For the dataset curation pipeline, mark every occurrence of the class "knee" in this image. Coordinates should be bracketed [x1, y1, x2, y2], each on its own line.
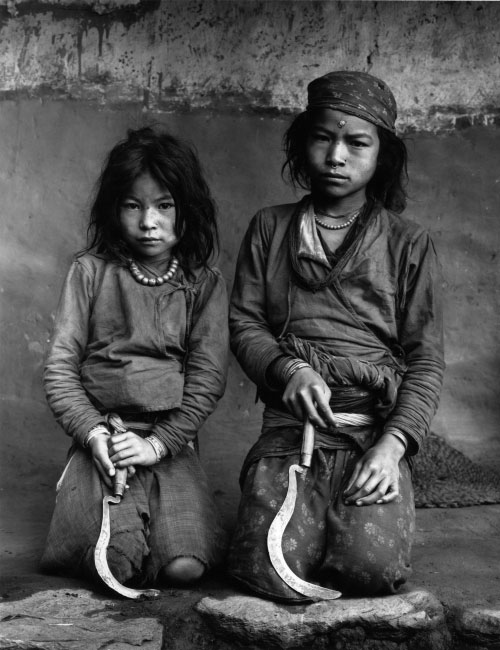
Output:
[104, 548, 141, 586]
[160, 557, 205, 586]
[332, 558, 410, 596]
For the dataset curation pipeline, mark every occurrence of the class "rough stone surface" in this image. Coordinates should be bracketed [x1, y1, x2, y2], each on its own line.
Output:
[2, 573, 500, 650]
[451, 606, 500, 648]
[196, 588, 450, 649]
[0, 586, 163, 649]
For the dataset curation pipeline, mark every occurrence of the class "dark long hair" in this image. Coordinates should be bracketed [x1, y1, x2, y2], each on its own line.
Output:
[87, 126, 218, 268]
[282, 110, 408, 213]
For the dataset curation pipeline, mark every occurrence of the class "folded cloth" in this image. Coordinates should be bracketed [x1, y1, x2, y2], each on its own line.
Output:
[279, 333, 402, 418]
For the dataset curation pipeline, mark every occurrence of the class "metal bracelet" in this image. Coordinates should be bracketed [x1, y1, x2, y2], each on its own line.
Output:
[283, 359, 312, 383]
[84, 425, 110, 447]
[385, 428, 408, 451]
[145, 435, 168, 462]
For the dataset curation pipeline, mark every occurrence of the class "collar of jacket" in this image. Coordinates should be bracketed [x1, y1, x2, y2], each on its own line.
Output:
[297, 198, 331, 267]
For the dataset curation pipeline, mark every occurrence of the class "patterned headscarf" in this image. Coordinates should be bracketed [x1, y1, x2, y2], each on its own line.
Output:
[306, 71, 397, 133]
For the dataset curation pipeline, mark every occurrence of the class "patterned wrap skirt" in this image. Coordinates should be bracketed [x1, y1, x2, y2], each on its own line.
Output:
[40, 421, 226, 586]
[227, 423, 415, 602]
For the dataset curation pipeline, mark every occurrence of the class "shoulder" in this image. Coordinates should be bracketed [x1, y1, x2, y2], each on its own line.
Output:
[65, 253, 122, 298]
[376, 206, 432, 245]
[183, 264, 227, 292]
[183, 265, 228, 312]
[374, 208, 439, 269]
[73, 251, 116, 275]
[247, 199, 305, 242]
[253, 200, 304, 226]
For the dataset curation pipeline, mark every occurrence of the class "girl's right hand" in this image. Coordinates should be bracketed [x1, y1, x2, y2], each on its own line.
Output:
[282, 367, 337, 429]
[107, 430, 158, 468]
[89, 432, 118, 489]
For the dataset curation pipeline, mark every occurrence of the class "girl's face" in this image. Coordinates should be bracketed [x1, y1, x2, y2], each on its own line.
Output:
[119, 172, 178, 263]
[305, 108, 380, 209]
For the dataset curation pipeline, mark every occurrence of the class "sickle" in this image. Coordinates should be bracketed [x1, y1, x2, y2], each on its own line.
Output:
[93, 414, 160, 600]
[266, 419, 342, 601]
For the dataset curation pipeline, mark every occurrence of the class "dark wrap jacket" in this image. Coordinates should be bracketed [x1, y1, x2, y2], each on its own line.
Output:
[44, 253, 229, 457]
[229, 197, 444, 458]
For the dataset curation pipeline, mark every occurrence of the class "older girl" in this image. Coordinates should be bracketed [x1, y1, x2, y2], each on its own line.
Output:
[228, 71, 444, 601]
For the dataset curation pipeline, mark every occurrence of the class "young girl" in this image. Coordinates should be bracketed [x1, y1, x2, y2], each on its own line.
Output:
[41, 127, 228, 590]
[228, 71, 444, 601]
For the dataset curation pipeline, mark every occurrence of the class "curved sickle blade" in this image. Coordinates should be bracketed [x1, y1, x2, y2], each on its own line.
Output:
[267, 464, 342, 601]
[94, 495, 160, 600]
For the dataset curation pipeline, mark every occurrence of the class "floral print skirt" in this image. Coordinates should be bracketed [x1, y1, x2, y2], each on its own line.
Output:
[227, 447, 414, 602]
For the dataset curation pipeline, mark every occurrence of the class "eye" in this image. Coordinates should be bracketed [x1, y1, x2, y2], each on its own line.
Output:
[158, 201, 175, 211]
[121, 200, 140, 210]
[311, 132, 330, 143]
[350, 138, 370, 148]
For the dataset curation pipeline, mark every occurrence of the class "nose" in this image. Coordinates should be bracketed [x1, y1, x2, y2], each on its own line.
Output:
[326, 141, 347, 167]
[139, 206, 158, 230]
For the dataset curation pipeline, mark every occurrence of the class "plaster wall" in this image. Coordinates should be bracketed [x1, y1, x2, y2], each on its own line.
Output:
[1, 0, 500, 129]
[0, 1, 499, 530]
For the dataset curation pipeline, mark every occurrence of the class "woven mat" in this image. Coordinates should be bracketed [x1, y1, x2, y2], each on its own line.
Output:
[413, 433, 500, 508]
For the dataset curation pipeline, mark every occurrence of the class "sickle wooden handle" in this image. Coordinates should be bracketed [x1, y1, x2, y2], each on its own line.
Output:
[107, 414, 128, 499]
[300, 418, 315, 468]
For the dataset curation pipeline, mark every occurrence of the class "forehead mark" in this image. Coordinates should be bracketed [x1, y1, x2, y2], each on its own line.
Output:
[337, 120, 347, 128]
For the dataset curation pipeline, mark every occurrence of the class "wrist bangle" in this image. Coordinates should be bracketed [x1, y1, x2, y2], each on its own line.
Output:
[283, 359, 312, 383]
[385, 429, 408, 451]
[145, 435, 168, 462]
[84, 424, 109, 448]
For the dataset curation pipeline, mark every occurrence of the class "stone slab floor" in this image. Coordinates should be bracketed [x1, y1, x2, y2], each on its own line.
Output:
[1, 483, 500, 649]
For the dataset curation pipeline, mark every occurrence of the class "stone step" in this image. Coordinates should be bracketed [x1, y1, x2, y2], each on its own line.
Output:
[197, 588, 451, 649]
[1, 576, 500, 650]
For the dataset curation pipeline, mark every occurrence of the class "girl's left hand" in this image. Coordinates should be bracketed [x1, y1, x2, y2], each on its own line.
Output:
[343, 433, 406, 506]
[108, 431, 157, 469]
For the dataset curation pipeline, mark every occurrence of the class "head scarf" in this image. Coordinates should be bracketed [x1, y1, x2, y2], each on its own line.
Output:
[306, 71, 397, 132]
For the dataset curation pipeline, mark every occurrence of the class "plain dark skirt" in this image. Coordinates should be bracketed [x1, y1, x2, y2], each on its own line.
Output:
[41, 444, 226, 586]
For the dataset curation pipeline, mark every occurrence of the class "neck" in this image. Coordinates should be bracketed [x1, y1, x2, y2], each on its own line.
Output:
[312, 191, 366, 217]
[135, 255, 172, 272]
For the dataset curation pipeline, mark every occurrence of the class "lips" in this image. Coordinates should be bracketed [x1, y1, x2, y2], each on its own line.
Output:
[321, 173, 348, 180]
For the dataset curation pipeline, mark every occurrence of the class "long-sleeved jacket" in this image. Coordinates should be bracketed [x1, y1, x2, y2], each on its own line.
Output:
[229, 198, 444, 453]
[44, 253, 228, 456]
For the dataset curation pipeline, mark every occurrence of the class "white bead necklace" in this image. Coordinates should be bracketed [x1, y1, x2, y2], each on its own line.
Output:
[314, 208, 361, 231]
[129, 257, 179, 286]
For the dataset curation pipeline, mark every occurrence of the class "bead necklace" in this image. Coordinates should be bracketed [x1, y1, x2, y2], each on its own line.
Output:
[129, 257, 179, 286]
[314, 207, 361, 231]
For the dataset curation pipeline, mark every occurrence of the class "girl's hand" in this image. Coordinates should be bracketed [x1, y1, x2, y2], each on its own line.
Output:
[108, 431, 157, 468]
[343, 433, 406, 506]
[89, 432, 116, 489]
[282, 367, 338, 429]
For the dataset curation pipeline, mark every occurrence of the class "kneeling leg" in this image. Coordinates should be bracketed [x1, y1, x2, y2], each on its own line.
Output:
[321, 459, 415, 596]
[160, 557, 205, 585]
